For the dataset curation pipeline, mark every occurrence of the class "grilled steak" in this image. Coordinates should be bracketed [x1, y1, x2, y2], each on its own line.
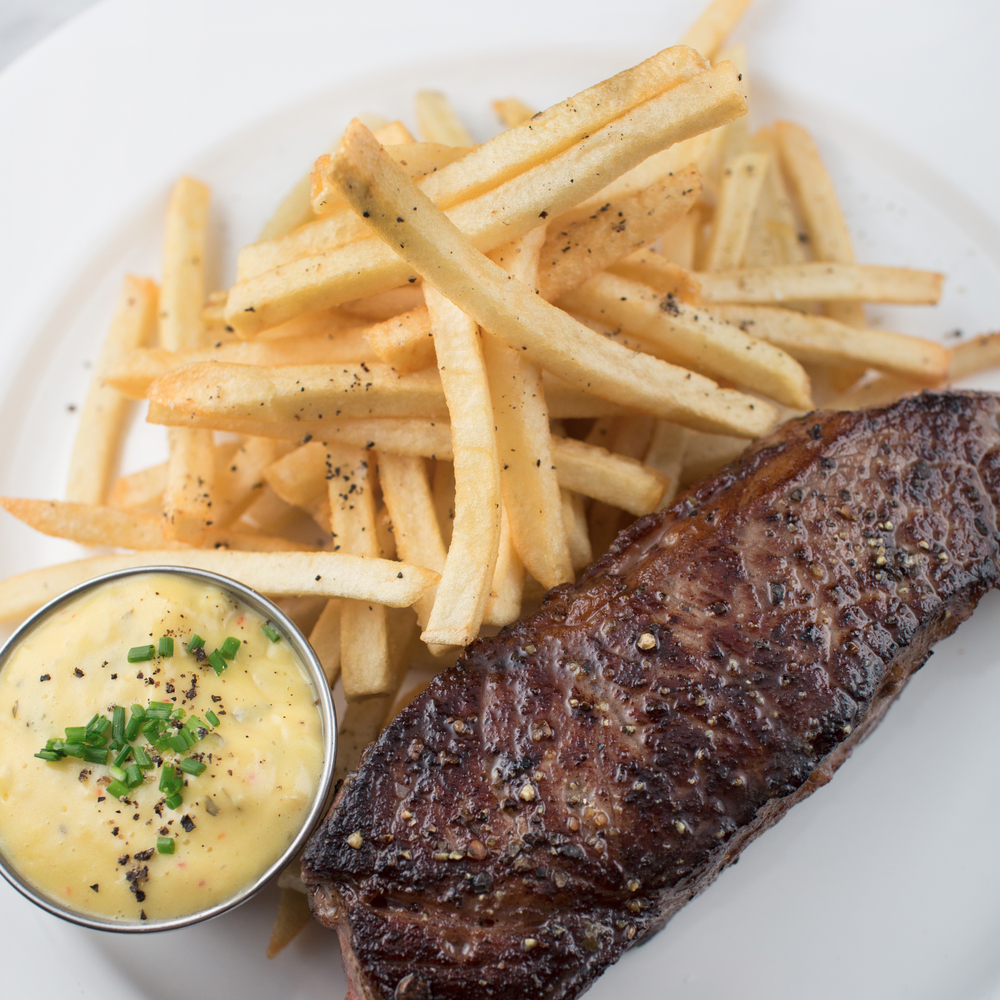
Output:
[302, 391, 1000, 1000]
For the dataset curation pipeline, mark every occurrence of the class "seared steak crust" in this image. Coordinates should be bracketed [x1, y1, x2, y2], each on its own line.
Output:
[302, 392, 1000, 1000]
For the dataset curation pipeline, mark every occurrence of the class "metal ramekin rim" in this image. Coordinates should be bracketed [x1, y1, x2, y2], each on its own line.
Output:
[0, 564, 337, 933]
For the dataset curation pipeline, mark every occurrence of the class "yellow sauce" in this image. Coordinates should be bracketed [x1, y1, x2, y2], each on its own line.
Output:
[0, 573, 325, 923]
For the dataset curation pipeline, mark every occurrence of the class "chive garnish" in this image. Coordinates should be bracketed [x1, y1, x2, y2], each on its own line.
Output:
[167, 733, 191, 754]
[109, 764, 127, 782]
[261, 623, 281, 643]
[180, 758, 206, 776]
[82, 746, 108, 766]
[106, 779, 130, 800]
[127, 645, 155, 663]
[111, 705, 126, 745]
[124, 704, 145, 742]
[207, 649, 227, 675]
[157, 837, 175, 855]
[124, 763, 143, 788]
[114, 745, 132, 769]
[61, 743, 86, 759]
[164, 792, 183, 810]
[158, 636, 174, 657]
[186, 634, 205, 653]
[34, 750, 61, 762]
[205, 710, 220, 727]
[146, 701, 172, 720]
[159, 765, 181, 794]
[219, 636, 241, 660]
[65, 726, 88, 743]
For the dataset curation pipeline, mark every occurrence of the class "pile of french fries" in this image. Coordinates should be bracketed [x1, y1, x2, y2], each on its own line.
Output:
[2, 0, 1000, 953]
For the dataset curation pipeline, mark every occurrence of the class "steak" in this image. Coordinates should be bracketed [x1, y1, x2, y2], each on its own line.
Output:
[301, 391, 1000, 1000]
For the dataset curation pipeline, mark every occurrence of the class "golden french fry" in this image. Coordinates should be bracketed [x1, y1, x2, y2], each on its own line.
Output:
[493, 97, 535, 128]
[609, 248, 702, 301]
[0, 550, 439, 623]
[265, 887, 313, 960]
[482, 503, 525, 627]
[696, 262, 944, 305]
[560, 489, 592, 573]
[537, 167, 701, 301]
[364, 307, 435, 373]
[420, 286, 501, 646]
[431, 458, 456, 548]
[163, 428, 216, 543]
[704, 151, 771, 270]
[159, 176, 210, 351]
[828, 374, 926, 411]
[950, 330, 1000, 380]
[0, 498, 175, 550]
[744, 127, 808, 268]
[659, 209, 701, 270]
[416, 91, 474, 147]
[239, 485, 301, 535]
[643, 422, 689, 508]
[66, 276, 159, 504]
[340, 284, 424, 320]
[108, 462, 168, 510]
[679, 430, 747, 486]
[485, 229, 573, 590]
[226, 62, 746, 335]
[559, 272, 813, 409]
[212, 437, 283, 527]
[707, 303, 950, 382]
[329, 118, 774, 437]
[682, 0, 755, 61]
[308, 599, 342, 687]
[377, 452, 446, 629]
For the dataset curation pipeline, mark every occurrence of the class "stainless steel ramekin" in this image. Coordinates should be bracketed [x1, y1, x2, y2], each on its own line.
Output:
[0, 565, 336, 933]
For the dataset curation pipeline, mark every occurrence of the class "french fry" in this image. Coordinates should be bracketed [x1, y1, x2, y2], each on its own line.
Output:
[108, 462, 168, 510]
[431, 458, 456, 548]
[328, 119, 775, 437]
[536, 167, 701, 301]
[364, 307, 435, 373]
[420, 286, 502, 646]
[308, 598, 342, 686]
[559, 272, 813, 409]
[679, 430, 747, 486]
[265, 888, 313, 960]
[326, 444, 392, 701]
[226, 62, 747, 335]
[950, 331, 1000, 380]
[0, 550, 440, 623]
[681, 0, 755, 61]
[377, 452, 446, 629]
[163, 428, 216, 543]
[560, 489, 593, 572]
[340, 284, 424, 320]
[416, 91, 474, 147]
[262, 441, 332, 530]
[643, 421, 689, 508]
[482, 503, 525, 627]
[159, 177, 210, 351]
[493, 97, 535, 128]
[828, 374, 926, 411]
[609, 248, 702, 301]
[66, 276, 159, 504]
[696, 262, 944, 305]
[485, 229, 573, 590]
[659, 209, 701, 270]
[707, 303, 950, 382]
[212, 437, 284, 527]
[0, 498, 176, 550]
[744, 127, 808, 268]
[703, 151, 771, 270]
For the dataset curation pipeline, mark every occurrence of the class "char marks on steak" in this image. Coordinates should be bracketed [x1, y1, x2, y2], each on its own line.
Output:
[302, 392, 1000, 1000]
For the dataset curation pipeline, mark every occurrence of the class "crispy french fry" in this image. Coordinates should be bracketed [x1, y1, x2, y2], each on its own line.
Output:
[679, 430, 747, 486]
[950, 331, 1000, 380]
[226, 62, 746, 335]
[696, 262, 944, 305]
[0, 498, 175, 550]
[659, 209, 701, 270]
[744, 127, 808, 268]
[326, 444, 392, 701]
[163, 428, 216, 543]
[704, 151, 770, 270]
[431, 458, 456, 548]
[377, 453, 446, 629]
[551, 436, 666, 516]
[340, 284, 424, 320]
[416, 91, 474, 147]
[828, 374, 926, 411]
[419, 286, 502, 646]
[537, 167, 701, 301]
[559, 272, 812, 409]
[212, 437, 283, 527]
[262, 441, 332, 530]
[108, 462, 168, 510]
[66, 276, 159, 504]
[707, 303, 950, 382]
[239, 485, 300, 535]
[308, 598, 342, 686]
[328, 119, 774, 437]
[159, 177, 210, 351]
[485, 229, 573, 590]
[265, 887, 313, 960]
[609, 248, 702, 301]
[364, 307, 435, 373]
[482, 503, 525, 627]
[560, 489, 592, 573]
[493, 97, 535, 128]
[643, 421, 689, 508]
[0, 550, 439, 623]
[682, 0, 755, 61]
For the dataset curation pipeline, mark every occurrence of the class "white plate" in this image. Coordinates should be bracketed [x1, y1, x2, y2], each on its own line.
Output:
[2, 1, 1000, 998]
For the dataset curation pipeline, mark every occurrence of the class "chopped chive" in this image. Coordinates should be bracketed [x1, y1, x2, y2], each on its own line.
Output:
[186, 634, 205, 653]
[146, 701, 172, 720]
[109, 764, 127, 782]
[261, 623, 281, 643]
[158, 636, 174, 657]
[171, 706, 186, 721]
[205, 710, 220, 727]
[34, 750, 62, 762]
[207, 649, 227, 676]
[124, 704, 145, 742]
[106, 779, 130, 800]
[113, 745, 132, 769]
[132, 746, 153, 769]
[124, 763, 143, 788]
[164, 792, 183, 810]
[84, 713, 100, 730]
[127, 645, 155, 663]
[184, 716, 206, 738]
[180, 758, 206, 777]
[87, 715, 110, 735]
[157, 837, 175, 855]
[159, 765, 181, 794]
[167, 733, 190, 754]
[112, 705, 126, 744]
[65, 726, 88, 743]
[219, 636, 241, 660]
[82, 746, 108, 766]
[61, 743, 86, 759]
